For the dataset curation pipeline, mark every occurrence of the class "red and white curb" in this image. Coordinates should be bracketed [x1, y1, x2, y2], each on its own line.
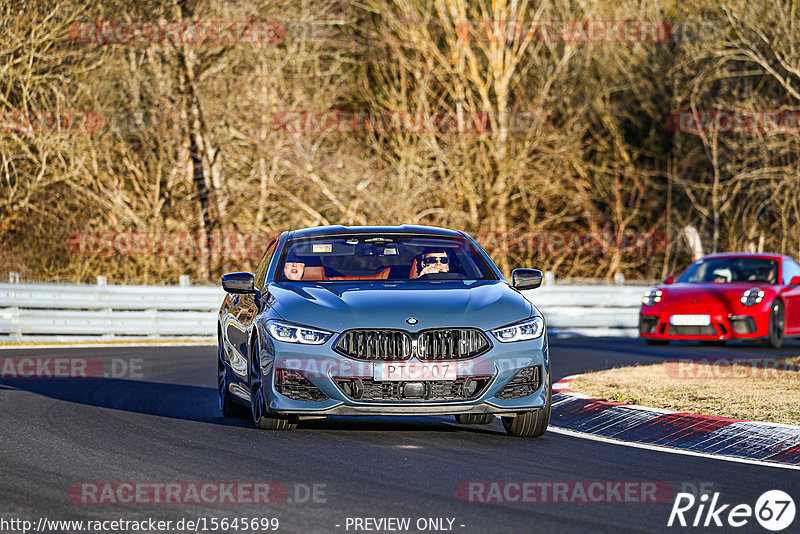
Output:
[551, 374, 800, 466]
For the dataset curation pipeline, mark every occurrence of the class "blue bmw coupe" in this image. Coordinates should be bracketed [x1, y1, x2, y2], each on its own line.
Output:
[217, 225, 550, 437]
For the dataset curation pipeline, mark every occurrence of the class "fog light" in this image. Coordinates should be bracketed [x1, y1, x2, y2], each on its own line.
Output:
[464, 378, 479, 396]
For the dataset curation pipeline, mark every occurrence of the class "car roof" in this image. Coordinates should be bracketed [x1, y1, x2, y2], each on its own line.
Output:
[287, 225, 466, 239]
[700, 252, 790, 261]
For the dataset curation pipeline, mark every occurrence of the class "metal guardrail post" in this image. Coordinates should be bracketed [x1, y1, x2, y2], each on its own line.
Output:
[179, 275, 191, 287]
[9, 272, 19, 284]
[544, 271, 555, 286]
[97, 276, 107, 286]
[614, 273, 625, 285]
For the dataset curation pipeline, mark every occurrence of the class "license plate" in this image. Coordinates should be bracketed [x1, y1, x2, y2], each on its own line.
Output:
[373, 362, 457, 381]
[670, 314, 711, 326]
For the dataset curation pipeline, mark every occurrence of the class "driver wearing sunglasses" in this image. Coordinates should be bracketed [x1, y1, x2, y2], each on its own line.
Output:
[416, 249, 450, 277]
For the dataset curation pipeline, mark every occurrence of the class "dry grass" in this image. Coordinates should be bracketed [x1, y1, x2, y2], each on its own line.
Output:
[570, 356, 800, 425]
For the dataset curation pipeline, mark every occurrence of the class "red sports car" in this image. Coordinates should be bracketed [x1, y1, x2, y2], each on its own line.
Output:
[639, 253, 800, 348]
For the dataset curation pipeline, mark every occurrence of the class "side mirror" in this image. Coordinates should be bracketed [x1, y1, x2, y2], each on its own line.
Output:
[790, 276, 800, 287]
[664, 275, 675, 285]
[221, 272, 257, 294]
[512, 268, 543, 290]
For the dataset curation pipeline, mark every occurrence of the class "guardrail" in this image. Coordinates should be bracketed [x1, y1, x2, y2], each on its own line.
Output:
[523, 285, 648, 337]
[0, 282, 650, 340]
[0, 284, 222, 340]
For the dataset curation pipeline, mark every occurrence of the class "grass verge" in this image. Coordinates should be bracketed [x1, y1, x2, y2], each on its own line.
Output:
[570, 356, 800, 425]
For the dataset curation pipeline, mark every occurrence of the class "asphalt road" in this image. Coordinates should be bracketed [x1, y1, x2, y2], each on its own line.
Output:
[1, 339, 799, 534]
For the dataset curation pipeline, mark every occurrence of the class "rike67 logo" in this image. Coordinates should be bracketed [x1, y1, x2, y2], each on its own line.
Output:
[668, 490, 795, 531]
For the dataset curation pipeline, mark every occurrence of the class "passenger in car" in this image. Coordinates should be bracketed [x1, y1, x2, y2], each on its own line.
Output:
[747, 269, 778, 284]
[767, 268, 777, 284]
[284, 261, 305, 280]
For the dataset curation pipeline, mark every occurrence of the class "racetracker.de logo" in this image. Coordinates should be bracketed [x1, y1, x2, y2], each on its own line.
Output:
[69, 482, 288, 504]
[456, 481, 674, 503]
[0, 357, 142, 379]
[0, 110, 103, 135]
[276, 356, 523, 379]
[455, 20, 673, 43]
[66, 231, 278, 256]
[474, 230, 668, 256]
[665, 358, 800, 380]
[667, 110, 800, 134]
[272, 110, 491, 134]
[68, 20, 285, 45]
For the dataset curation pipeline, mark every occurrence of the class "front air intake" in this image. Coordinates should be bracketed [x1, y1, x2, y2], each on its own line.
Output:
[274, 369, 329, 402]
[495, 366, 542, 399]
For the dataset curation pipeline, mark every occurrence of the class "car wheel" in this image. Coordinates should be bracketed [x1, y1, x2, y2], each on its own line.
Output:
[502, 383, 551, 438]
[250, 343, 296, 430]
[218, 340, 247, 418]
[761, 301, 785, 349]
[645, 339, 669, 346]
[454, 414, 496, 425]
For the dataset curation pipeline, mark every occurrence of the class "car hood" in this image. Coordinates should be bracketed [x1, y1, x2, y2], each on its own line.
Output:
[656, 282, 776, 309]
[268, 280, 534, 332]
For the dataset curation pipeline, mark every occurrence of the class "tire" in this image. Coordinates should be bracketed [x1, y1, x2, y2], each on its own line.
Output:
[218, 340, 248, 418]
[454, 414, 496, 425]
[502, 383, 551, 438]
[249, 340, 296, 430]
[761, 301, 785, 349]
[645, 339, 669, 346]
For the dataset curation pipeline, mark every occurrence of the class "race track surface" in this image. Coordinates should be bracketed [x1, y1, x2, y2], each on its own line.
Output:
[1, 339, 798, 533]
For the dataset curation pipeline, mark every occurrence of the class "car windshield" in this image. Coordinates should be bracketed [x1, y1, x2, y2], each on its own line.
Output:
[678, 257, 779, 284]
[275, 235, 495, 282]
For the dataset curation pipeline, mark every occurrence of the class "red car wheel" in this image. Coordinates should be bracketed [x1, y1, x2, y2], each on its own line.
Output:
[761, 300, 785, 349]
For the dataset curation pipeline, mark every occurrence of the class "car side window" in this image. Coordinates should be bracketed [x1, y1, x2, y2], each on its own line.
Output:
[254, 239, 278, 289]
[783, 259, 800, 285]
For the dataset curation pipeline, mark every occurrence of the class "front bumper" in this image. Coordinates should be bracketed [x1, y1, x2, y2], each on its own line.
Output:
[285, 403, 538, 418]
[259, 333, 550, 417]
[639, 305, 771, 341]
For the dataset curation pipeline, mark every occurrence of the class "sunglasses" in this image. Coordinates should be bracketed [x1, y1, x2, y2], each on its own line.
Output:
[422, 256, 449, 265]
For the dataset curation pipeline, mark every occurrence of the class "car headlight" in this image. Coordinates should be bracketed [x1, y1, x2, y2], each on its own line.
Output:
[490, 317, 544, 342]
[642, 289, 663, 306]
[740, 288, 765, 307]
[266, 320, 332, 344]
